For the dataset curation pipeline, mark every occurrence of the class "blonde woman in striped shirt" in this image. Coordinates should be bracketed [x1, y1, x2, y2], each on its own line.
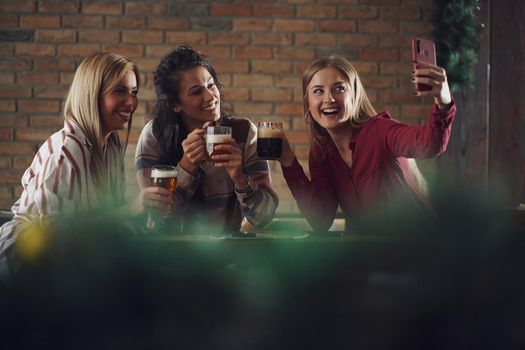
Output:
[0, 52, 173, 282]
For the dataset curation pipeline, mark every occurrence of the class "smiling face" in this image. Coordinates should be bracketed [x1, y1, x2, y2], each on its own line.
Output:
[173, 65, 221, 131]
[306, 66, 354, 132]
[100, 69, 138, 138]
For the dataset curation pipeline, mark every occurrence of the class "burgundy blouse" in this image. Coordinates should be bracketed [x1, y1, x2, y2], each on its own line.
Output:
[282, 102, 457, 231]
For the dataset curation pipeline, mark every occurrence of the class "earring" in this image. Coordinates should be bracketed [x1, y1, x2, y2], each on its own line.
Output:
[304, 111, 313, 124]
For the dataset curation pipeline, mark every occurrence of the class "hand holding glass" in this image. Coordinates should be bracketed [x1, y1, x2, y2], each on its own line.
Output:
[206, 126, 233, 165]
[146, 165, 178, 231]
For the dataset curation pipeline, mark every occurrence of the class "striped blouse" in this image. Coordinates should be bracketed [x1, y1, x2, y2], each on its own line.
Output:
[135, 118, 278, 233]
[0, 120, 121, 268]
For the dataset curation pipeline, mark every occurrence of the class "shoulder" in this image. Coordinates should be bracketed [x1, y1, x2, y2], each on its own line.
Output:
[50, 123, 94, 173]
[39, 126, 86, 163]
[28, 128, 84, 180]
[135, 119, 163, 160]
[55, 120, 93, 162]
[137, 119, 160, 144]
[221, 116, 254, 143]
[360, 111, 401, 135]
[139, 119, 155, 137]
[368, 111, 396, 125]
[222, 116, 254, 130]
[22, 123, 89, 185]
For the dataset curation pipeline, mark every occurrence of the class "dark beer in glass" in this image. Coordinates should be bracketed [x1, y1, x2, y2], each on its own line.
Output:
[257, 121, 283, 160]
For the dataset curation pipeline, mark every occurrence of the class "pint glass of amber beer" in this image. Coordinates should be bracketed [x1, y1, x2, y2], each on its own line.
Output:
[205, 126, 232, 165]
[146, 165, 178, 231]
[257, 121, 283, 160]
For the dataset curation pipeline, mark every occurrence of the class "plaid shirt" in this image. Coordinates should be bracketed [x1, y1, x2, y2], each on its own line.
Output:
[135, 117, 278, 233]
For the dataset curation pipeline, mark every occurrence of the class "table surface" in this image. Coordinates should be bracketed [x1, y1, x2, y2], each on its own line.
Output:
[134, 230, 392, 243]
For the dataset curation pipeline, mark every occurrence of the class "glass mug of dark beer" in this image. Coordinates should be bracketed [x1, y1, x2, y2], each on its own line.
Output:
[257, 121, 283, 160]
[146, 165, 178, 231]
[205, 126, 232, 165]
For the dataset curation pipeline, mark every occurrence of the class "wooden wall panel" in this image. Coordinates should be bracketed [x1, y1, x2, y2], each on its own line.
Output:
[489, 0, 525, 206]
[436, 0, 491, 193]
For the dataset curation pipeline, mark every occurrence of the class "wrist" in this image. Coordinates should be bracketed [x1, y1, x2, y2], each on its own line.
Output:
[435, 97, 452, 111]
[234, 179, 253, 195]
[179, 156, 198, 175]
[280, 150, 295, 167]
[436, 102, 451, 111]
[233, 176, 248, 190]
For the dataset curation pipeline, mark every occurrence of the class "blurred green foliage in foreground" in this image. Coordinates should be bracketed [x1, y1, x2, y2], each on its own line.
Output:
[0, 187, 524, 350]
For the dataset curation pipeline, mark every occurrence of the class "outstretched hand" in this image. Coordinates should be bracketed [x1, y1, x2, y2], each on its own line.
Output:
[413, 60, 452, 110]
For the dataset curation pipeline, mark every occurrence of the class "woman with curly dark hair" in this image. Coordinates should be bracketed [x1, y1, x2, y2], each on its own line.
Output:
[135, 46, 278, 233]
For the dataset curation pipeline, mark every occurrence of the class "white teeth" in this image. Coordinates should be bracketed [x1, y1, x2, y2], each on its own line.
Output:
[117, 111, 131, 118]
[322, 108, 339, 114]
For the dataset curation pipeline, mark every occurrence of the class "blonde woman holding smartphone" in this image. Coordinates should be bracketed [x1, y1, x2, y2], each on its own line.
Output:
[278, 55, 455, 231]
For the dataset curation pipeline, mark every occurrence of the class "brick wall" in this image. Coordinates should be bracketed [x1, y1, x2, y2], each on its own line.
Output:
[0, 0, 435, 213]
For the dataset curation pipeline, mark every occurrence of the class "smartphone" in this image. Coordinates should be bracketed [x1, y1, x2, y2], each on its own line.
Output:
[411, 37, 436, 91]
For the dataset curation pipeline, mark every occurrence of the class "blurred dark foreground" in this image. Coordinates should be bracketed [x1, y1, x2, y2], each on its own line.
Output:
[0, 191, 524, 350]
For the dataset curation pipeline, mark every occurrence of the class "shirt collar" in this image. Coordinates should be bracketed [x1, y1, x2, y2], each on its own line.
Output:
[64, 119, 93, 148]
[324, 127, 360, 155]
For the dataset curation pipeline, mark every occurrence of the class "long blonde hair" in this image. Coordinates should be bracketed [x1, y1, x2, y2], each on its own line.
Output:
[64, 52, 140, 204]
[302, 55, 428, 197]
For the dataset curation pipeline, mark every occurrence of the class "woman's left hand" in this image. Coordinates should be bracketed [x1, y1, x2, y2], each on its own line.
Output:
[413, 60, 452, 110]
[211, 138, 247, 188]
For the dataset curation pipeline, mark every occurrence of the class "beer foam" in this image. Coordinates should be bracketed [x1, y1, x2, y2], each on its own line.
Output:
[151, 168, 178, 178]
[206, 134, 231, 143]
[258, 127, 283, 138]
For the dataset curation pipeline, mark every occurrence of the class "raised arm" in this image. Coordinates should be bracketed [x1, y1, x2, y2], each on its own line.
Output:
[379, 102, 456, 159]
[241, 123, 278, 228]
[213, 122, 278, 228]
[135, 121, 203, 216]
[380, 61, 456, 159]
[280, 137, 338, 232]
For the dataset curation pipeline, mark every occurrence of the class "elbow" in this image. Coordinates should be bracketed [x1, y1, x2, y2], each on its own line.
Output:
[245, 210, 275, 229]
[243, 192, 278, 228]
[301, 211, 334, 233]
[422, 145, 446, 159]
[429, 130, 452, 158]
[307, 219, 333, 233]
[419, 136, 450, 159]
[428, 140, 449, 158]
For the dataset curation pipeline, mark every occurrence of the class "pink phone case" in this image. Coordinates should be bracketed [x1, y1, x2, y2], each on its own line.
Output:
[412, 37, 436, 91]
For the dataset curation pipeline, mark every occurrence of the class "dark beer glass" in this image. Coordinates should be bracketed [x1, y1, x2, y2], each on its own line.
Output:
[205, 126, 232, 165]
[146, 165, 178, 231]
[257, 121, 283, 160]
